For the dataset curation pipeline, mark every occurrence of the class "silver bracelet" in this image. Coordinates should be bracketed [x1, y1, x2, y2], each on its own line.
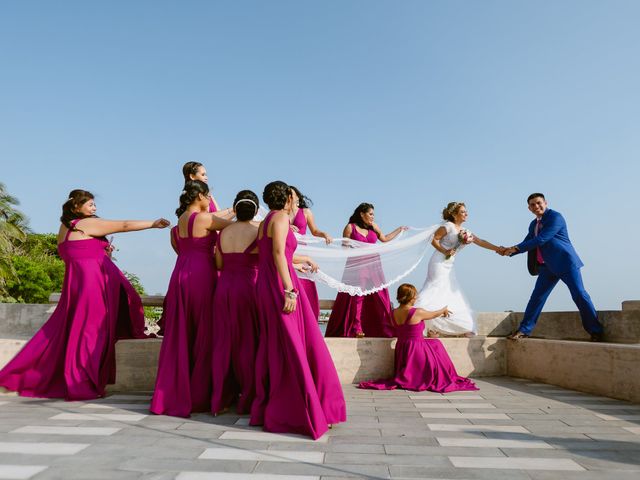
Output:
[284, 289, 298, 300]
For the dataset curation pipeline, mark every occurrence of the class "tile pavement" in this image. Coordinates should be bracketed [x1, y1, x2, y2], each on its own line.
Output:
[1, 377, 639, 479]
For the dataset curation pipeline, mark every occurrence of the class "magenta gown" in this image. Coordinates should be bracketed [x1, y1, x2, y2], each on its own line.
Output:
[156, 198, 218, 337]
[325, 224, 395, 338]
[210, 235, 259, 414]
[250, 211, 346, 440]
[150, 213, 217, 417]
[0, 220, 148, 400]
[359, 308, 478, 392]
[291, 208, 320, 320]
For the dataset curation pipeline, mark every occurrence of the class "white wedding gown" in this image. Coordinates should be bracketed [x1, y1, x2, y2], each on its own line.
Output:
[414, 222, 477, 334]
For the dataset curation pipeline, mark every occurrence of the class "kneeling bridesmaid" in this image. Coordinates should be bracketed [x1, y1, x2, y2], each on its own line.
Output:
[359, 283, 478, 393]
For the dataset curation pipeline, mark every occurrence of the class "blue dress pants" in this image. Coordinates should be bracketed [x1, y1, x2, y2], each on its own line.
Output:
[518, 265, 603, 335]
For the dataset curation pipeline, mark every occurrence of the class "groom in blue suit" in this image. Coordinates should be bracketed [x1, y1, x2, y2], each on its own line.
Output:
[503, 193, 604, 341]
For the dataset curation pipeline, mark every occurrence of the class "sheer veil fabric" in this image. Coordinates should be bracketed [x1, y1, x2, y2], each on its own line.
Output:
[295, 226, 441, 296]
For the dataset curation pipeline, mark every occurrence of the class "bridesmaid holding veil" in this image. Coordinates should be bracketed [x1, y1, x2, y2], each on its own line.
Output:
[325, 202, 407, 338]
[289, 186, 332, 320]
[415, 202, 502, 336]
[150, 181, 231, 417]
[0, 190, 169, 400]
[250, 181, 346, 440]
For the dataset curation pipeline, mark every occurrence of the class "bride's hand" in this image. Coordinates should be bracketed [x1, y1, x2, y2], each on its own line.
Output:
[444, 248, 456, 257]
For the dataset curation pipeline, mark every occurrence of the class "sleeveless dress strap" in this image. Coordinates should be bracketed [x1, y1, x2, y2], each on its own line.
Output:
[406, 307, 417, 323]
[64, 219, 80, 241]
[187, 212, 199, 238]
[261, 211, 275, 237]
[243, 237, 258, 254]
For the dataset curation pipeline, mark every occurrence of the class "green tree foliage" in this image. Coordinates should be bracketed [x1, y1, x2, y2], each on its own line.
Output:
[123, 271, 162, 323]
[5, 234, 65, 303]
[0, 183, 28, 294]
[0, 185, 154, 311]
[123, 271, 145, 295]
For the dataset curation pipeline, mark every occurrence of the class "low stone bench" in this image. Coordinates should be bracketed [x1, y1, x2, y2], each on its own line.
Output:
[2, 297, 639, 403]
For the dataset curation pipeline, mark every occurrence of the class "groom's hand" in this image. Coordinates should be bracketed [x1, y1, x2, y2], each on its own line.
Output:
[496, 246, 508, 256]
[503, 246, 518, 256]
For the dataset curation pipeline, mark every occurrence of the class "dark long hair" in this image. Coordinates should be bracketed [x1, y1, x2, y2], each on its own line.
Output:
[182, 161, 204, 182]
[60, 189, 95, 231]
[262, 181, 291, 210]
[176, 180, 209, 218]
[289, 186, 312, 209]
[348, 202, 374, 230]
[233, 189, 259, 221]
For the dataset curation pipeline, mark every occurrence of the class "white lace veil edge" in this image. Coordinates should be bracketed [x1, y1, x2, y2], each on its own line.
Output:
[296, 225, 440, 296]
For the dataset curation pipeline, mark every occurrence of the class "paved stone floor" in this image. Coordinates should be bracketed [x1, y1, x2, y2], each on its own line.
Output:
[1, 377, 640, 479]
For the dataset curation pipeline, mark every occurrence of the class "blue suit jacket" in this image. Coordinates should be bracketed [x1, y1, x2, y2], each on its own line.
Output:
[514, 209, 583, 275]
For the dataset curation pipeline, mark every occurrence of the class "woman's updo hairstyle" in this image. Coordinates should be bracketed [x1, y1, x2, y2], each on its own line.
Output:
[348, 202, 375, 230]
[262, 181, 291, 210]
[176, 180, 209, 218]
[289, 186, 313, 209]
[60, 189, 95, 231]
[396, 283, 418, 305]
[233, 189, 259, 222]
[182, 161, 204, 182]
[442, 202, 466, 222]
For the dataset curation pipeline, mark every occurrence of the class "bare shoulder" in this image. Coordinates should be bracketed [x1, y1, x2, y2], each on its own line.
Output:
[272, 210, 289, 224]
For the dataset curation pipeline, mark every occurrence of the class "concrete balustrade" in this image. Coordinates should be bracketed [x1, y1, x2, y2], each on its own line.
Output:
[1, 296, 639, 403]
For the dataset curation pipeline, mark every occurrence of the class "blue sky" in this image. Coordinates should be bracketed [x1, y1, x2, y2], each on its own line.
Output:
[2, 1, 638, 311]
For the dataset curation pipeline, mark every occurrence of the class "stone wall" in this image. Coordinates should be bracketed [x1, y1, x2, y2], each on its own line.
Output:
[1, 300, 639, 402]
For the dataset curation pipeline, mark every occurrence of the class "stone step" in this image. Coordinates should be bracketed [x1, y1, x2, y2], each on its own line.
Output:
[4, 335, 640, 404]
[0, 336, 505, 391]
[507, 338, 640, 404]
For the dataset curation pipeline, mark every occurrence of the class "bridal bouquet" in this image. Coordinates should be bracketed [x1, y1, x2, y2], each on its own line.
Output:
[446, 228, 474, 260]
[458, 228, 474, 245]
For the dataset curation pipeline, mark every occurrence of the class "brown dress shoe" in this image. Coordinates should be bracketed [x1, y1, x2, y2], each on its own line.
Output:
[507, 331, 530, 340]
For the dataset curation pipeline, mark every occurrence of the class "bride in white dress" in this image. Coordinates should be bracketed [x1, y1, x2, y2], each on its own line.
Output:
[414, 202, 502, 336]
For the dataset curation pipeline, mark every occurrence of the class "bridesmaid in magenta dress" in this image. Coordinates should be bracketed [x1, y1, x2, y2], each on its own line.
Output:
[0, 190, 169, 400]
[359, 284, 478, 392]
[150, 181, 231, 417]
[250, 181, 346, 440]
[289, 186, 333, 321]
[325, 202, 406, 338]
[182, 161, 234, 217]
[211, 190, 260, 415]
[157, 162, 234, 335]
